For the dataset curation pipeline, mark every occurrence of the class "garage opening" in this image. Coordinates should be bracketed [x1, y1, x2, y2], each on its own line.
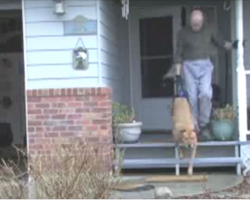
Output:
[0, 3, 26, 158]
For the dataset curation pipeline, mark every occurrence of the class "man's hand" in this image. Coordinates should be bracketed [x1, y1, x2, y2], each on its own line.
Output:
[176, 63, 182, 76]
[224, 41, 232, 50]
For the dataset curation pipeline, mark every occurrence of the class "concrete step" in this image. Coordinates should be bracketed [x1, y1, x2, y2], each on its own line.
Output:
[115, 141, 250, 149]
[118, 157, 242, 169]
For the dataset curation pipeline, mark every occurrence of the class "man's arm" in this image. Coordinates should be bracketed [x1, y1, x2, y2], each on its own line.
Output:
[211, 28, 232, 50]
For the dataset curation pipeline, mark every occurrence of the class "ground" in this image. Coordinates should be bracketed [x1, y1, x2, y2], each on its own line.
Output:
[111, 173, 250, 199]
[180, 177, 250, 199]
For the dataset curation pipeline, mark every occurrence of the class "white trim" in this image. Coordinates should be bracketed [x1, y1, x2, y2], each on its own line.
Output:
[128, 14, 133, 105]
[96, 0, 102, 86]
[231, 1, 237, 108]
[21, 0, 28, 153]
[0, 1, 21, 10]
[235, 0, 247, 142]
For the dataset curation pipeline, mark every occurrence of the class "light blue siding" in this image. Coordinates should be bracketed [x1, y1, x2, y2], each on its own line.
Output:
[24, 0, 99, 89]
[98, 0, 130, 103]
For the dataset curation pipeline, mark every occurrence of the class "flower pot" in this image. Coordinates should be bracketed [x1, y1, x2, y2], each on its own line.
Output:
[211, 120, 235, 141]
[115, 122, 142, 143]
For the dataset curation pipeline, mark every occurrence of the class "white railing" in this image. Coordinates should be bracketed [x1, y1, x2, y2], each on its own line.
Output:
[244, 70, 250, 137]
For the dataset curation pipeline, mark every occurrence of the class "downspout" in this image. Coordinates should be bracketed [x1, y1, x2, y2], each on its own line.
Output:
[235, 0, 247, 142]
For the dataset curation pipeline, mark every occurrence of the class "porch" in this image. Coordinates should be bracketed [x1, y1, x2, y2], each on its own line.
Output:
[103, 0, 250, 174]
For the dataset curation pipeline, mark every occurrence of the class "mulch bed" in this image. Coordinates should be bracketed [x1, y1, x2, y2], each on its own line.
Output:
[177, 178, 250, 199]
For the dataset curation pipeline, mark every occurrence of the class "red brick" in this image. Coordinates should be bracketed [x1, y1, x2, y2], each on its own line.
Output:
[28, 121, 43, 126]
[44, 109, 58, 114]
[86, 125, 98, 131]
[52, 126, 67, 131]
[61, 89, 66, 96]
[60, 132, 75, 137]
[92, 108, 109, 113]
[29, 139, 35, 144]
[29, 132, 43, 138]
[36, 115, 50, 120]
[36, 127, 45, 132]
[52, 114, 66, 120]
[76, 108, 90, 113]
[36, 103, 50, 109]
[92, 119, 109, 125]
[67, 88, 72, 96]
[84, 102, 98, 107]
[82, 119, 91, 125]
[86, 137, 99, 143]
[99, 101, 111, 107]
[75, 96, 90, 101]
[52, 102, 67, 108]
[100, 125, 108, 130]
[68, 102, 83, 107]
[27, 97, 41, 102]
[28, 103, 35, 109]
[28, 109, 42, 115]
[29, 144, 43, 150]
[67, 114, 82, 120]
[28, 127, 35, 132]
[44, 132, 59, 138]
[68, 126, 83, 131]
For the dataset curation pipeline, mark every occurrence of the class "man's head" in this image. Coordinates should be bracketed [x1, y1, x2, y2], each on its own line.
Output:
[190, 9, 204, 31]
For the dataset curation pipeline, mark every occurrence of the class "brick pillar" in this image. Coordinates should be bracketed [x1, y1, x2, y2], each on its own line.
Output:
[26, 88, 112, 157]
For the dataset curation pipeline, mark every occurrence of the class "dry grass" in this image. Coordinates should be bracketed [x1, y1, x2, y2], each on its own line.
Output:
[0, 142, 123, 199]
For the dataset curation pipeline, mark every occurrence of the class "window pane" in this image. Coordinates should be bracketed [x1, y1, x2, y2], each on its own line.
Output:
[139, 16, 173, 57]
[141, 58, 174, 98]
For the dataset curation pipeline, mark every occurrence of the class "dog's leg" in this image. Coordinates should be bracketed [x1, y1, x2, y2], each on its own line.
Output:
[188, 144, 197, 176]
[179, 146, 185, 159]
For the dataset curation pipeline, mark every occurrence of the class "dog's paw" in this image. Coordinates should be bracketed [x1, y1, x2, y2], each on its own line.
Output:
[188, 167, 193, 176]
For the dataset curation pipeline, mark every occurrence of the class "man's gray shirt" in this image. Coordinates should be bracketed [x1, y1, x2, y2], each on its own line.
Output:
[174, 25, 226, 64]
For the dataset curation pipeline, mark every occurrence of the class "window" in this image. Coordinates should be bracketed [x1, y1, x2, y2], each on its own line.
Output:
[139, 16, 174, 98]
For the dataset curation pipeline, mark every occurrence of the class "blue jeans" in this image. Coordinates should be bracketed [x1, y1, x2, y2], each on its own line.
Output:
[182, 59, 214, 132]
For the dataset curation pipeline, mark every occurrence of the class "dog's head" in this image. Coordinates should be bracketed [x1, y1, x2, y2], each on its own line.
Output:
[182, 130, 197, 146]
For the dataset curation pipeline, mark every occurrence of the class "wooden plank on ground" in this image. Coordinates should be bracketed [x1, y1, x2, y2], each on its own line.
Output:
[146, 175, 207, 183]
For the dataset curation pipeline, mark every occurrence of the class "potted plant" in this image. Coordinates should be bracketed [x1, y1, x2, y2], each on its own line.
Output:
[211, 104, 236, 141]
[112, 102, 142, 143]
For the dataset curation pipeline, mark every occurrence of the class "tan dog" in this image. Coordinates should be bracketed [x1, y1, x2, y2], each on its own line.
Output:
[172, 97, 197, 175]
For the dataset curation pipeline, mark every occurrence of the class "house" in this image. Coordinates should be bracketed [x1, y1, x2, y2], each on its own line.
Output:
[0, 0, 249, 175]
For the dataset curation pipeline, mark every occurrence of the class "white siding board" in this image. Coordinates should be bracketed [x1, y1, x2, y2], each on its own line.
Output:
[26, 49, 98, 65]
[26, 36, 97, 50]
[99, 22, 116, 43]
[101, 64, 119, 80]
[24, 0, 53, 9]
[27, 78, 99, 90]
[25, 0, 96, 9]
[27, 64, 98, 79]
[100, 50, 119, 67]
[25, 22, 63, 36]
[25, 7, 97, 23]
[66, 0, 96, 7]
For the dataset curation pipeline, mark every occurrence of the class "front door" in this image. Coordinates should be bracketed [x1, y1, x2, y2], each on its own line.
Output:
[130, 7, 181, 131]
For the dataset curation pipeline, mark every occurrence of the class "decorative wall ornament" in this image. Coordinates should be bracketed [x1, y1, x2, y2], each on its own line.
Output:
[64, 15, 97, 35]
[72, 38, 89, 70]
[121, 0, 129, 20]
[0, 96, 12, 109]
[53, 0, 65, 16]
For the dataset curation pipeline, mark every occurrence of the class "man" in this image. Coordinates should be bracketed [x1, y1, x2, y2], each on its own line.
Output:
[174, 9, 235, 140]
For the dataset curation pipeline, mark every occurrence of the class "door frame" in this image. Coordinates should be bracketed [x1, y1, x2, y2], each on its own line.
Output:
[129, 6, 181, 130]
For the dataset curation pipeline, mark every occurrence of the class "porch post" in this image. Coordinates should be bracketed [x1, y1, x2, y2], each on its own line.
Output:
[235, 0, 247, 142]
